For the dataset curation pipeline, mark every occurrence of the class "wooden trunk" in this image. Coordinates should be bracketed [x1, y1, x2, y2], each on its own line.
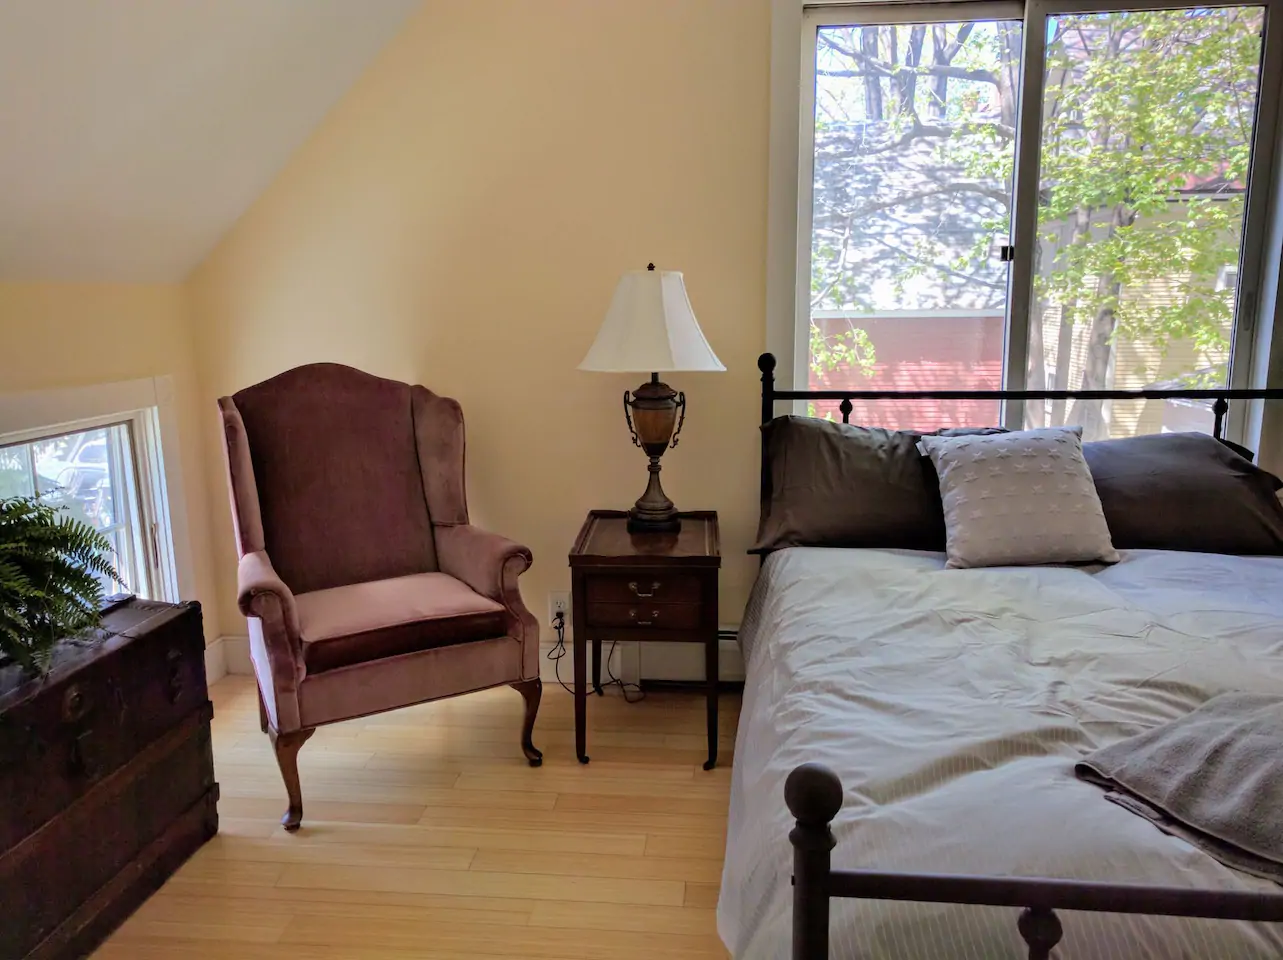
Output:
[0, 598, 219, 960]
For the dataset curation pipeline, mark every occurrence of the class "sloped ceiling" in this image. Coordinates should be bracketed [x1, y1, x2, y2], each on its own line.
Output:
[0, 0, 422, 282]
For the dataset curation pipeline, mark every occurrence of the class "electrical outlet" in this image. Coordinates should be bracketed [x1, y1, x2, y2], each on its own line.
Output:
[548, 590, 570, 626]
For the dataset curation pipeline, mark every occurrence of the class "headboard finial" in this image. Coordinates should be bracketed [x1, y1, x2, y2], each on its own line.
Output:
[758, 352, 777, 374]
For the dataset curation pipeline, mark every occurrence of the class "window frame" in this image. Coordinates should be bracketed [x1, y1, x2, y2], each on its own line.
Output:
[770, 0, 1283, 447]
[0, 377, 193, 604]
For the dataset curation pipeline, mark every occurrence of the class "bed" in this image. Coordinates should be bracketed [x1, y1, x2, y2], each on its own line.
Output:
[718, 354, 1283, 959]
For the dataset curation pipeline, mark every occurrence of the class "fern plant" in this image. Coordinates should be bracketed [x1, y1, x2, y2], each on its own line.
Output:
[0, 496, 121, 676]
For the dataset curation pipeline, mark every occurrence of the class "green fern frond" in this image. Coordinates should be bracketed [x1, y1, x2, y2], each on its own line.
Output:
[0, 496, 122, 677]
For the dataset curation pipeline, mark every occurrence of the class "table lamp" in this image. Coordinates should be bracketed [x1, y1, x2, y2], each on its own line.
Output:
[579, 264, 725, 533]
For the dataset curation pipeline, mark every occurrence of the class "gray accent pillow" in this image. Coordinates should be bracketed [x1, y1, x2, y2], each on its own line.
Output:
[918, 426, 1119, 569]
[1084, 432, 1283, 555]
[753, 416, 1004, 552]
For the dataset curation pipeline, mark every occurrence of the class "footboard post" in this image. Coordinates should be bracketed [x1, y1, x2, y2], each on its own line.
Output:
[785, 763, 844, 960]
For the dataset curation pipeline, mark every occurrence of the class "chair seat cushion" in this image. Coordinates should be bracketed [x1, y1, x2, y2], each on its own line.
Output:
[295, 572, 507, 674]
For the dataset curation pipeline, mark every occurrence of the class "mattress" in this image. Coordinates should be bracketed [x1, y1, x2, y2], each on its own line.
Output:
[719, 547, 1283, 959]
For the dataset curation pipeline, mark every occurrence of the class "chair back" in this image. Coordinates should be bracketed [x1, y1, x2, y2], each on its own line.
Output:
[223, 363, 438, 594]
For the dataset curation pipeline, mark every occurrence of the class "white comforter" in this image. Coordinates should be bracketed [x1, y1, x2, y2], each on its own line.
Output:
[720, 547, 1283, 959]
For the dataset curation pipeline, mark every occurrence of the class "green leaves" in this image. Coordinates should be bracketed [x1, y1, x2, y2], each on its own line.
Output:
[1032, 8, 1258, 384]
[0, 496, 121, 676]
[811, 321, 877, 379]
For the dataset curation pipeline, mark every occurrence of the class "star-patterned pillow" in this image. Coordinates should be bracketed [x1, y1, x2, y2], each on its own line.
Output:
[917, 426, 1119, 569]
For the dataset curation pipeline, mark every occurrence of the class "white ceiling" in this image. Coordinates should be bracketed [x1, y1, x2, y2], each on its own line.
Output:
[0, 0, 422, 282]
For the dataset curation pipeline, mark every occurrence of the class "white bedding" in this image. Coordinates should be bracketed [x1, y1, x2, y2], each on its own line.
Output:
[720, 547, 1283, 959]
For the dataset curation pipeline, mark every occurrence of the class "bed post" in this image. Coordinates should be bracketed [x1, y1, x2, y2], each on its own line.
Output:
[759, 352, 776, 425]
[760, 352, 778, 515]
[1213, 397, 1228, 439]
[786, 763, 844, 960]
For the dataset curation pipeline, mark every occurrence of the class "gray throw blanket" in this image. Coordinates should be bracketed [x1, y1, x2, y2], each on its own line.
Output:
[1075, 691, 1283, 884]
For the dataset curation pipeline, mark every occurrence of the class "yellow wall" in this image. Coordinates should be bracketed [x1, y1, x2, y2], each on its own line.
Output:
[0, 281, 220, 636]
[189, 0, 772, 636]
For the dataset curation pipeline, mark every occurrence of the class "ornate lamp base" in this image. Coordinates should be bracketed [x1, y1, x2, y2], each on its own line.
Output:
[628, 457, 681, 533]
[628, 513, 681, 534]
[623, 374, 686, 534]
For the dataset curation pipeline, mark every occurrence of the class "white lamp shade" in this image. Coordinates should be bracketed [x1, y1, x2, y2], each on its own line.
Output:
[579, 269, 725, 373]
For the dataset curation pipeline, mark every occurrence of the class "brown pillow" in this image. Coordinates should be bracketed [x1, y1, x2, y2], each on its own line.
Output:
[753, 416, 1003, 553]
[1083, 432, 1283, 555]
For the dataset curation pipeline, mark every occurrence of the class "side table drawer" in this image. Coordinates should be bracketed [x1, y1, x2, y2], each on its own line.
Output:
[584, 574, 701, 605]
[585, 602, 702, 631]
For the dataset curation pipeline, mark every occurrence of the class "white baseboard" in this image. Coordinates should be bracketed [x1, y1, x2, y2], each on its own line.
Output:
[204, 636, 227, 683]
[538, 631, 742, 684]
[219, 634, 253, 675]
[638, 636, 744, 683]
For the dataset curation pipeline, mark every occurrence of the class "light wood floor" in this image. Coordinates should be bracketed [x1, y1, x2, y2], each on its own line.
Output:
[93, 674, 739, 959]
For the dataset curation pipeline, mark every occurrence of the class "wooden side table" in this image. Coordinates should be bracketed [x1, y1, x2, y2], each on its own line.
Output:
[568, 510, 721, 769]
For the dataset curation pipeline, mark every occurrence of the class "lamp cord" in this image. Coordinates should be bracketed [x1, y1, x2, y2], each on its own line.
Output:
[546, 611, 645, 703]
[546, 612, 575, 696]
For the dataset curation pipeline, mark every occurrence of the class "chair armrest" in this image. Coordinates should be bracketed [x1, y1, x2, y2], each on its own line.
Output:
[436, 524, 539, 680]
[434, 524, 532, 603]
[237, 550, 300, 640]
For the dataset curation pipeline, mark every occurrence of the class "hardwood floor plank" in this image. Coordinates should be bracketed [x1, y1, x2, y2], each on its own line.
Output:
[199, 834, 477, 870]
[685, 882, 722, 909]
[275, 862, 686, 907]
[646, 831, 729, 860]
[219, 779, 462, 805]
[471, 848, 724, 884]
[278, 820, 649, 856]
[417, 804, 728, 838]
[96, 943, 552, 960]
[214, 761, 464, 790]
[554, 791, 730, 819]
[454, 771, 725, 801]
[125, 892, 533, 929]
[149, 882, 538, 915]
[216, 796, 428, 825]
[365, 737, 719, 767]
[528, 901, 719, 936]
[107, 918, 289, 944]
[169, 857, 286, 887]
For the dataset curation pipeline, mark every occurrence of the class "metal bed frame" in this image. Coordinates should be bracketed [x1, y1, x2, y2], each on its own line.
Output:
[754, 351, 1283, 958]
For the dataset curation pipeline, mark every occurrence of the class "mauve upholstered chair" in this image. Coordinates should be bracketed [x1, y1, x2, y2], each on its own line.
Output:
[218, 363, 542, 830]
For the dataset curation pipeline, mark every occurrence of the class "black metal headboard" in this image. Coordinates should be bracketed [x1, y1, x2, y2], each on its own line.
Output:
[757, 351, 1283, 504]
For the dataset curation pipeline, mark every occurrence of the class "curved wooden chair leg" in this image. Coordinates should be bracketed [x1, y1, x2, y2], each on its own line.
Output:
[511, 678, 543, 767]
[268, 727, 315, 831]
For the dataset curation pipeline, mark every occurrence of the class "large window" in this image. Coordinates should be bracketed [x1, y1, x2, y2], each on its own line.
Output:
[1, 418, 168, 600]
[791, 0, 1281, 440]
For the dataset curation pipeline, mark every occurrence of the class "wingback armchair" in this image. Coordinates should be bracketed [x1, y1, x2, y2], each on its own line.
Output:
[218, 363, 541, 830]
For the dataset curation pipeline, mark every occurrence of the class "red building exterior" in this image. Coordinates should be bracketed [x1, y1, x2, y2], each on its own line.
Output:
[809, 314, 1004, 430]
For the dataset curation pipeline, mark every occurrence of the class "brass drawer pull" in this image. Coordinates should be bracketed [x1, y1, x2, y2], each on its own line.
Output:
[629, 581, 662, 598]
[629, 608, 661, 626]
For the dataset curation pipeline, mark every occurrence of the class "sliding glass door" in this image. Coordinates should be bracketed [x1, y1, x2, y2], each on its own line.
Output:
[803, 5, 1023, 428]
[1016, 3, 1272, 438]
[800, 0, 1283, 440]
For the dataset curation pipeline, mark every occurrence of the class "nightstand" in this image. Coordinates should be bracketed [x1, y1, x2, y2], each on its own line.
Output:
[568, 510, 721, 769]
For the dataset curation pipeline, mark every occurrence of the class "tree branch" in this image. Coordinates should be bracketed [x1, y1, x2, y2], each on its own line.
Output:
[865, 231, 1006, 293]
[816, 117, 1015, 161]
[827, 182, 1011, 219]
[817, 62, 998, 84]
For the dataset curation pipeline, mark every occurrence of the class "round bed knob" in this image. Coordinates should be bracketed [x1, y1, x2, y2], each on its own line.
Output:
[785, 762, 844, 827]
